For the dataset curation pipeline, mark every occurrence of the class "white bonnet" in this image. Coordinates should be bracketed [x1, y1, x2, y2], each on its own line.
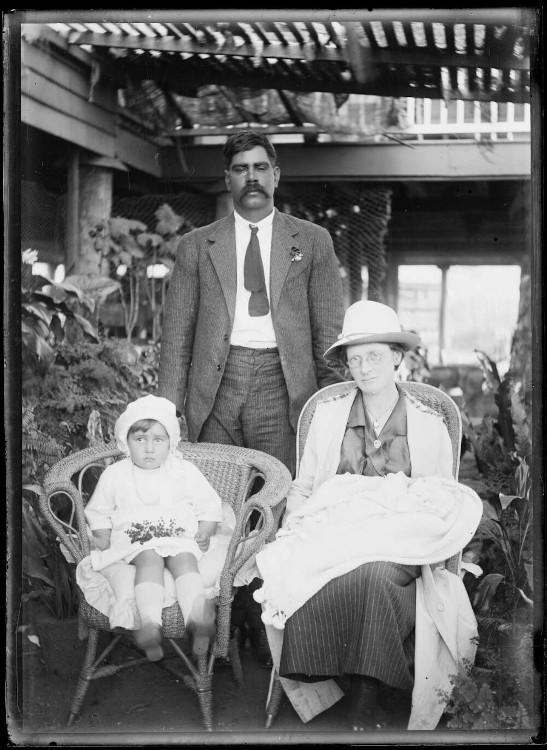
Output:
[114, 394, 181, 456]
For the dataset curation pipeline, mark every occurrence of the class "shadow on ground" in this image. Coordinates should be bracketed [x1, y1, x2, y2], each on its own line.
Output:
[11, 635, 422, 745]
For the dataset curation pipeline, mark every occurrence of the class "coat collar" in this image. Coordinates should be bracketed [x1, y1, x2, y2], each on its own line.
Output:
[206, 210, 300, 319]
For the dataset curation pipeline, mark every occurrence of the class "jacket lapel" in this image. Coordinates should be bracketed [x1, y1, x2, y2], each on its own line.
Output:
[207, 215, 237, 322]
[270, 210, 299, 313]
[313, 388, 357, 489]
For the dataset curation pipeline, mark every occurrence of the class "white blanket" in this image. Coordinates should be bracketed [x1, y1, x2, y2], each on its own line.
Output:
[255, 472, 482, 627]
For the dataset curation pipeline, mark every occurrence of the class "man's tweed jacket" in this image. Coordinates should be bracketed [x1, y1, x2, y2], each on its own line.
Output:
[158, 209, 345, 441]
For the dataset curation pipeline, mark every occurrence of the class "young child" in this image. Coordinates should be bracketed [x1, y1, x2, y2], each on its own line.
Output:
[83, 395, 228, 661]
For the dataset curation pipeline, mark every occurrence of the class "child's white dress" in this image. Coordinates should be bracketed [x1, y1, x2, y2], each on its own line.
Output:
[76, 453, 236, 629]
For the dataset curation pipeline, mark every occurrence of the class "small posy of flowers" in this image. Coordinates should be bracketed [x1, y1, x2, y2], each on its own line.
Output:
[126, 518, 185, 544]
[289, 247, 303, 262]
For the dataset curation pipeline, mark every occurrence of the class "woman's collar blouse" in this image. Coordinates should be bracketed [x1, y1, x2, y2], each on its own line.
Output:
[336, 385, 411, 477]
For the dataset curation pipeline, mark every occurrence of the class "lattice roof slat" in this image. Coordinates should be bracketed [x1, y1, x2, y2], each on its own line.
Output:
[43, 12, 531, 137]
[287, 21, 306, 47]
[248, 22, 271, 47]
[264, 21, 288, 46]
[303, 21, 321, 48]
[361, 22, 379, 50]
[324, 22, 341, 47]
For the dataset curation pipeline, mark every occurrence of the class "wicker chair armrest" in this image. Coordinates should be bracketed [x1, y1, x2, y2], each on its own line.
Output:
[214, 455, 291, 657]
[40, 443, 123, 563]
[214, 495, 277, 658]
[237, 449, 292, 509]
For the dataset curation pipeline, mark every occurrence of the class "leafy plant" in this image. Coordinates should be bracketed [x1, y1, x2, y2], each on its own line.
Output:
[24, 339, 148, 458]
[21, 249, 101, 375]
[463, 349, 531, 498]
[89, 203, 186, 343]
[439, 660, 532, 730]
[22, 491, 79, 620]
[454, 347, 535, 731]
[22, 403, 64, 486]
[461, 348, 532, 620]
[472, 492, 533, 617]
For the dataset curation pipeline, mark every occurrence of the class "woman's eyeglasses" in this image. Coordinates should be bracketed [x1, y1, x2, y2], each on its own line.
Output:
[346, 351, 386, 368]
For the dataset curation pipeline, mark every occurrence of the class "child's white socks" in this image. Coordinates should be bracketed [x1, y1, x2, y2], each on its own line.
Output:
[175, 572, 215, 655]
[134, 581, 164, 661]
[134, 581, 164, 626]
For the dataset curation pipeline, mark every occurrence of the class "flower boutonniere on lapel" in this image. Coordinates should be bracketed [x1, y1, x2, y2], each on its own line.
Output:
[290, 247, 303, 262]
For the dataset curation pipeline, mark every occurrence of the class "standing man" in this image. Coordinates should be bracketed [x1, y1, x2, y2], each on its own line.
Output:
[158, 130, 345, 663]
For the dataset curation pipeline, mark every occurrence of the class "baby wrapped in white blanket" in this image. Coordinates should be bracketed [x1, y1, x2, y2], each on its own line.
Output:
[254, 471, 482, 628]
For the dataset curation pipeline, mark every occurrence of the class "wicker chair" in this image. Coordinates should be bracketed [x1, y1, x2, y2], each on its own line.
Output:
[264, 380, 463, 728]
[37, 440, 292, 731]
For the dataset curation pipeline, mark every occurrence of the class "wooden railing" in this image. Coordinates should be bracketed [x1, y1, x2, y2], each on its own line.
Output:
[402, 98, 531, 141]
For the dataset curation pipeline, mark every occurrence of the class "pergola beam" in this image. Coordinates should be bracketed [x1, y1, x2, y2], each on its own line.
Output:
[113, 58, 530, 102]
[159, 141, 531, 183]
[66, 30, 529, 71]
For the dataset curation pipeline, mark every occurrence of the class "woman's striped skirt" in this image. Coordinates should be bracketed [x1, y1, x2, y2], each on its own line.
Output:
[278, 560, 420, 690]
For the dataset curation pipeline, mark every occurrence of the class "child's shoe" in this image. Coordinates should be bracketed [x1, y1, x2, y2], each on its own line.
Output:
[135, 622, 164, 661]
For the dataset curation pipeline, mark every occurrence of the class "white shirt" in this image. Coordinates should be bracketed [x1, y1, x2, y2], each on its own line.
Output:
[231, 209, 277, 348]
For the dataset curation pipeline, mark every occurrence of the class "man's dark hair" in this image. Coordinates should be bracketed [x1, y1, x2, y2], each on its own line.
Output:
[222, 130, 277, 170]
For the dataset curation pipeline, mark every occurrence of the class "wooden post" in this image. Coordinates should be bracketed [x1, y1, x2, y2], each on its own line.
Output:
[76, 156, 128, 275]
[438, 264, 449, 365]
[385, 261, 399, 311]
[77, 166, 113, 275]
[66, 148, 80, 275]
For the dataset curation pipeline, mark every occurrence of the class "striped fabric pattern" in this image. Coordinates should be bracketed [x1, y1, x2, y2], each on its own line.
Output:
[279, 561, 419, 689]
[198, 346, 297, 475]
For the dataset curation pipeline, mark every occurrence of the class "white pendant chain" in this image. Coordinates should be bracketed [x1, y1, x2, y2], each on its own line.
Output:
[364, 395, 399, 430]
[132, 464, 163, 506]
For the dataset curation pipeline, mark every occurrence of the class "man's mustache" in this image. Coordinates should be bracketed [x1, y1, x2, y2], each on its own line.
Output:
[242, 184, 268, 196]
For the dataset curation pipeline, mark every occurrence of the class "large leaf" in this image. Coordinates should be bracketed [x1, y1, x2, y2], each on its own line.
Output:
[499, 494, 520, 511]
[155, 203, 184, 235]
[21, 324, 55, 365]
[476, 517, 514, 562]
[509, 387, 532, 459]
[495, 378, 517, 453]
[22, 314, 50, 340]
[119, 250, 133, 266]
[137, 231, 162, 248]
[121, 233, 146, 258]
[64, 274, 121, 303]
[70, 312, 100, 342]
[22, 302, 54, 327]
[110, 216, 147, 235]
[473, 573, 505, 612]
[524, 563, 534, 594]
[474, 349, 501, 393]
[480, 500, 500, 521]
[37, 283, 69, 306]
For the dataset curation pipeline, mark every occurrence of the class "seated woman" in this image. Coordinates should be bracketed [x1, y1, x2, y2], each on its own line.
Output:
[253, 301, 482, 731]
